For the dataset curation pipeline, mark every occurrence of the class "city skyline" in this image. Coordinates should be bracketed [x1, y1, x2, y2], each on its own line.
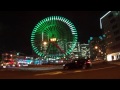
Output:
[0, 11, 108, 55]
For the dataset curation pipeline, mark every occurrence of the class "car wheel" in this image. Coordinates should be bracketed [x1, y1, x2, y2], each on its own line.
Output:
[82, 64, 86, 69]
[64, 66, 69, 70]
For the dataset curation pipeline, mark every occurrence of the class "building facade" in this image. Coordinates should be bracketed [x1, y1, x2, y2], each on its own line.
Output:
[71, 42, 81, 59]
[88, 36, 106, 60]
[80, 44, 90, 59]
[100, 11, 120, 61]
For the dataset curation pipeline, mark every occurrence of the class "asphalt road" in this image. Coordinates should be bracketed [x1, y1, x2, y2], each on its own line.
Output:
[0, 61, 120, 79]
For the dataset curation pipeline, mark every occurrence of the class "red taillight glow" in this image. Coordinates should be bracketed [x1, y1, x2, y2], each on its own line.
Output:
[87, 62, 91, 63]
[86, 60, 91, 63]
[88, 60, 90, 62]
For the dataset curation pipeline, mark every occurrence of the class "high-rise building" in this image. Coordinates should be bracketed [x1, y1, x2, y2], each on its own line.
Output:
[100, 11, 120, 61]
[88, 36, 106, 60]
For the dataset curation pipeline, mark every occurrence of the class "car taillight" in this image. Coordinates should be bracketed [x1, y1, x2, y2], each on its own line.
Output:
[86, 60, 91, 63]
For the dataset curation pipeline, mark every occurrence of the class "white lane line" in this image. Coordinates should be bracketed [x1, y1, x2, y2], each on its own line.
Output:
[112, 63, 120, 65]
[74, 70, 82, 72]
[66, 66, 117, 73]
[35, 71, 63, 76]
[0, 70, 4, 71]
[34, 66, 117, 76]
[82, 66, 116, 72]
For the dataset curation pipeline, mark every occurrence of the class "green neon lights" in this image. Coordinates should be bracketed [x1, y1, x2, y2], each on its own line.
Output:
[31, 16, 78, 57]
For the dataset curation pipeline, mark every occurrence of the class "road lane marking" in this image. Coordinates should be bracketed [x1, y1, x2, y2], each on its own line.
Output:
[74, 70, 82, 72]
[35, 71, 63, 76]
[34, 66, 117, 76]
[111, 62, 120, 65]
[83, 66, 116, 72]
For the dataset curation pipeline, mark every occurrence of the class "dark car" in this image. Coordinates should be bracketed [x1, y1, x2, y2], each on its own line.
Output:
[63, 59, 92, 70]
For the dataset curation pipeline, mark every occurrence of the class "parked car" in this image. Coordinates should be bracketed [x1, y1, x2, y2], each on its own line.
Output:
[63, 59, 92, 70]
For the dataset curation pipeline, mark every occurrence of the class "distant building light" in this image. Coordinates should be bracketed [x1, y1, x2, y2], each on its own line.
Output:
[90, 37, 93, 40]
[88, 40, 90, 43]
[103, 34, 106, 37]
[17, 53, 19, 55]
[99, 36, 103, 40]
[50, 38, 57, 42]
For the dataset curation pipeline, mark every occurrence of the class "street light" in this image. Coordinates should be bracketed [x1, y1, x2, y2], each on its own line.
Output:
[94, 46, 103, 59]
[50, 38, 57, 61]
[43, 41, 47, 46]
[95, 46, 98, 49]
[10, 54, 13, 60]
[94, 46, 98, 59]
[99, 49, 101, 52]
[42, 41, 47, 53]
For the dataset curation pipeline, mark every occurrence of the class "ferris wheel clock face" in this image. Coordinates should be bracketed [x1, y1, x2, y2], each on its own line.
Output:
[31, 16, 78, 58]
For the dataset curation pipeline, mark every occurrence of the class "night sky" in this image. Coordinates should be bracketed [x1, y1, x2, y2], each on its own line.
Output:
[0, 11, 108, 55]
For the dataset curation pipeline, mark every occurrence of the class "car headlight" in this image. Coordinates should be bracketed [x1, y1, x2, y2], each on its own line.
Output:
[63, 64, 65, 66]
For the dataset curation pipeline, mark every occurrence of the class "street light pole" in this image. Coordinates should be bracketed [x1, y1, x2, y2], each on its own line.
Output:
[50, 38, 57, 60]
[94, 46, 98, 59]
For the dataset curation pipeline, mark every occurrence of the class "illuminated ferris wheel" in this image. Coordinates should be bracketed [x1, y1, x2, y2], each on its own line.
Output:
[31, 16, 78, 59]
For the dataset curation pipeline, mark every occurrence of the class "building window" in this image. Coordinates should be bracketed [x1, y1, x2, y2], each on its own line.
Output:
[107, 34, 112, 39]
[108, 13, 113, 18]
[115, 36, 120, 41]
[114, 30, 119, 35]
[110, 18, 116, 23]
[112, 24, 118, 30]
[112, 56, 114, 60]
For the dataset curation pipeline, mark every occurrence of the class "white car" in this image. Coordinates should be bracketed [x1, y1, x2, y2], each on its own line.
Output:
[18, 63, 28, 67]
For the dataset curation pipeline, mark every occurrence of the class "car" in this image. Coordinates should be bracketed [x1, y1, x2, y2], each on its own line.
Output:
[0, 60, 20, 68]
[63, 59, 92, 70]
[18, 63, 28, 67]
